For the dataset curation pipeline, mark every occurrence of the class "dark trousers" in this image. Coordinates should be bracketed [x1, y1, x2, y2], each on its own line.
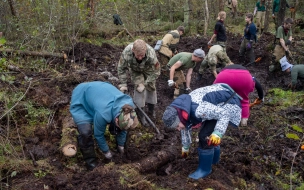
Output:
[77, 123, 94, 149]
[199, 120, 217, 149]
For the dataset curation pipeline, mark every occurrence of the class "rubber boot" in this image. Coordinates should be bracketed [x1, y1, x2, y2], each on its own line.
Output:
[188, 148, 214, 180]
[80, 146, 98, 171]
[137, 108, 149, 126]
[147, 103, 156, 119]
[213, 146, 220, 164]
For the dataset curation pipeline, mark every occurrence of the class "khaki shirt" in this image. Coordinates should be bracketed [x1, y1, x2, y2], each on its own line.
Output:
[159, 30, 180, 58]
[167, 52, 196, 71]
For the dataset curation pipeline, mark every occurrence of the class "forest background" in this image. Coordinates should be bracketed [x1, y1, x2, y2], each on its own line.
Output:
[1, 0, 304, 189]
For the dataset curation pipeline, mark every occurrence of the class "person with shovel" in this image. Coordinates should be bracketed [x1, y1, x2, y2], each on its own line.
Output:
[280, 56, 304, 90]
[198, 44, 233, 80]
[269, 18, 293, 72]
[167, 49, 205, 99]
[162, 83, 242, 180]
[70, 81, 139, 170]
[117, 39, 160, 125]
[214, 64, 264, 127]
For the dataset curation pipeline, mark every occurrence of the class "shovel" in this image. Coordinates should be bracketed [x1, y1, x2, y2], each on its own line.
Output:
[133, 102, 160, 134]
[244, 57, 262, 67]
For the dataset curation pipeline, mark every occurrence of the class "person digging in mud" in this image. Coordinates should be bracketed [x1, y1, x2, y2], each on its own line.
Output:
[167, 49, 205, 99]
[280, 56, 304, 90]
[117, 39, 160, 125]
[213, 64, 264, 127]
[208, 11, 227, 51]
[158, 26, 185, 71]
[70, 81, 139, 171]
[253, 0, 266, 35]
[239, 13, 257, 65]
[269, 18, 293, 73]
[162, 83, 242, 180]
[198, 45, 233, 80]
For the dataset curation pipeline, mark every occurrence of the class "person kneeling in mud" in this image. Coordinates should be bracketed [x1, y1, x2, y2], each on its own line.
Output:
[162, 83, 242, 179]
[70, 81, 139, 170]
[167, 49, 205, 99]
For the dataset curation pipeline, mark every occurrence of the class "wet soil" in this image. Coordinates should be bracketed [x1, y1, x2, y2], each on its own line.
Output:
[3, 32, 304, 189]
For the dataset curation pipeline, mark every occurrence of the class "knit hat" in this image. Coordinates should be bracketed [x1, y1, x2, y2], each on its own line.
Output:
[162, 106, 180, 128]
[117, 108, 139, 130]
[193, 49, 205, 58]
[280, 56, 293, 71]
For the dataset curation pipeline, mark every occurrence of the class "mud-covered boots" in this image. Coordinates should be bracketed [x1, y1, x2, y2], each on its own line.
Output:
[147, 103, 156, 119]
[80, 146, 98, 171]
[188, 148, 214, 180]
[137, 108, 149, 126]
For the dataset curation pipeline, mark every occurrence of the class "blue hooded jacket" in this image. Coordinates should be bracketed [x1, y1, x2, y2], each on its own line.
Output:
[70, 81, 135, 152]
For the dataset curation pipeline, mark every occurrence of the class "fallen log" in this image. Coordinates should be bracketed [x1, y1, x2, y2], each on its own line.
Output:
[133, 149, 177, 173]
[60, 116, 78, 157]
[0, 49, 68, 61]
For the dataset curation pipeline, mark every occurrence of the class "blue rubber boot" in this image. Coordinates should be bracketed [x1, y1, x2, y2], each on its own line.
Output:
[213, 146, 220, 164]
[188, 148, 214, 180]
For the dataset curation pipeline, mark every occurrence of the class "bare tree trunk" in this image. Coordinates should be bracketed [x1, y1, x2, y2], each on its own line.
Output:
[263, 0, 272, 32]
[184, 0, 190, 30]
[219, 0, 225, 11]
[277, 0, 287, 30]
[87, 0, 95, 18]
[7, 0, 17, 17]
[204, 0, 209, 37]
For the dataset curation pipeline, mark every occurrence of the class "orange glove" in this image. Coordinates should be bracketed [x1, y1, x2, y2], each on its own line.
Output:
[207, 133, 221, 146]
[250, 98, 263, 108]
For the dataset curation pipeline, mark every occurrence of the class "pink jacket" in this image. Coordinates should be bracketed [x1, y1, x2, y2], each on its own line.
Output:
[214, 69, 255, 118]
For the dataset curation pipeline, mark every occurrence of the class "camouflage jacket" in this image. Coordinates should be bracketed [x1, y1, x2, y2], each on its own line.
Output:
[117, 43, 160, 85]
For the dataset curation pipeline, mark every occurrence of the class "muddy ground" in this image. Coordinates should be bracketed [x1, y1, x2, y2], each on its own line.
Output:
[2, 31, 304, 189]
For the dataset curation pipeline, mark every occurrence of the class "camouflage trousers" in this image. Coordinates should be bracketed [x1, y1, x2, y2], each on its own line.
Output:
[159, 53, 171, 79]
[131, 71, 157, 108]
[172, 70, 186, 99]
[215, 41, 226, 52]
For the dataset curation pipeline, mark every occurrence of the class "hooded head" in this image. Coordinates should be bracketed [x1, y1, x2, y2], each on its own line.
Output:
[162, 106, 180, 129]
[280, 58, 293, 71]
[117, 105, 139, 130]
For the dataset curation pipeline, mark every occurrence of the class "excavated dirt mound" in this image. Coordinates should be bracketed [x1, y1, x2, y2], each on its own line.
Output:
[7, 32, 304, 189]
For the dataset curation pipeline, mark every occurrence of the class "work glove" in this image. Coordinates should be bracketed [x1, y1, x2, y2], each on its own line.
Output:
[241, 118, 248, 127]
[246, 41, 252, 50]
[249, 97, 264, 108]
[117, 146, 124, 154]
[207, 40, 212, 45]
[272, 14, 275, 18]
[118, 84, 128, 93]
[285, 40, 291, 46]
[104, 151, 113, 159]
[285, 50, 290, 56]
[290, 7, 295, 13]
[136, 83, 145, 93]
[181, 146, 190, 158]
[185, 87, 192, 94]
[207, 133, 221, 146]
[168, 80, 175, 87]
